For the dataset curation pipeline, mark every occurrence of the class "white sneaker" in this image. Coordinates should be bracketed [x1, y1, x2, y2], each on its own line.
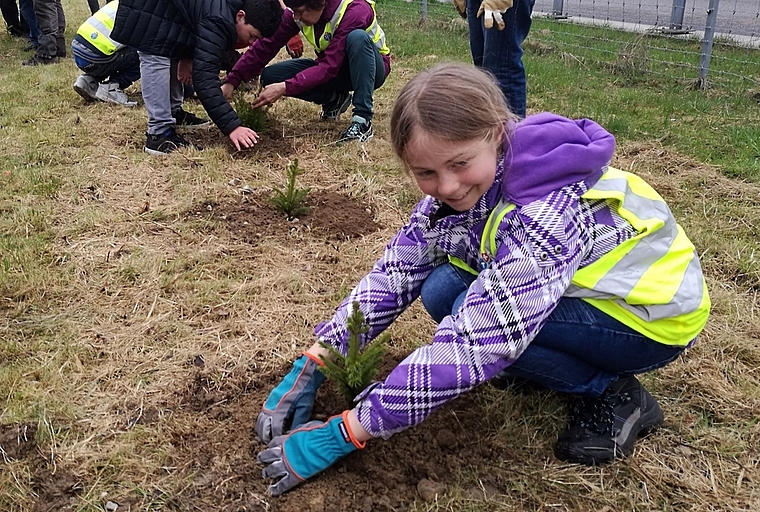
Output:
[73, 75, 99, 102]
[95, 82, 137, 107]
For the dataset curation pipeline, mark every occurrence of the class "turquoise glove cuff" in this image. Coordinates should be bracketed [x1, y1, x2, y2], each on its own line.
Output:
[257, 353, 326, 443]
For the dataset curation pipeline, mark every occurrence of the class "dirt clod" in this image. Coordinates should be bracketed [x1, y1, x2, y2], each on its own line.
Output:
[417, 478, 447, 502]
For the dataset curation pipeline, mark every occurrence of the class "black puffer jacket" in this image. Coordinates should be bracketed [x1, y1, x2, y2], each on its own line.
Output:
[112, 0, 243, 135]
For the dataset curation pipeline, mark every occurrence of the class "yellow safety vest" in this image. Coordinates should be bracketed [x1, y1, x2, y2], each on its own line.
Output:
[451, 166, 710, 346]
[299, 0, 390, 55]
[77, 1, 121, 56]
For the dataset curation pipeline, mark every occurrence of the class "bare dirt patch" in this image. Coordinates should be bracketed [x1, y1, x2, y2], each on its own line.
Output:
[159, 356, 519, 512]
[0, 424, 83, 512]
[186, 191, 381, 244]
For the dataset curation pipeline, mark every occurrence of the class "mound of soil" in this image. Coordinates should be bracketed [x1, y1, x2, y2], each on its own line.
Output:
[187, 191, 381, 244]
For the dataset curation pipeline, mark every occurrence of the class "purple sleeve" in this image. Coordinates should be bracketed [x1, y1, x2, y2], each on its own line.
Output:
[314, 198, 446, 354]
[354, 186, 589, 439]
[284, 1, 377, 96]
[224, 11, 299, 88]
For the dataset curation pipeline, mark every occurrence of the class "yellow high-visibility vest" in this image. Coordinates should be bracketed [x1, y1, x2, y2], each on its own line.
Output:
[298, 0, 390, 56]
[77, 1, 121, 56]
[451, 166, 710, 346]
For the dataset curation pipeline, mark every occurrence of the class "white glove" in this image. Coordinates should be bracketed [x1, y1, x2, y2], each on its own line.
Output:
[477, 0, 513, 30]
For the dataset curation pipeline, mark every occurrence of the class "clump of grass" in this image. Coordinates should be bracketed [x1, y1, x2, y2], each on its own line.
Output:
[234, 93, 268, 131]
[270, 159, 311, 218]
[318, 302, 387, 407]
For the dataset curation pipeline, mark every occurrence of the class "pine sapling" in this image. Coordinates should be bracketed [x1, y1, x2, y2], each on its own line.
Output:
[270, 158, 311, 218]
[318, 302, 387, 407]
[234, 92, 269, 132]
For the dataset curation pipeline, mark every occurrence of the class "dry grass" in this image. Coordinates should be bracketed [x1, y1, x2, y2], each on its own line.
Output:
[2, 1, 760, 511]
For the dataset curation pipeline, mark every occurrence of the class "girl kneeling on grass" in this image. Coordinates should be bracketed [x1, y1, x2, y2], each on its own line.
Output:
[255, 63, 711, 496]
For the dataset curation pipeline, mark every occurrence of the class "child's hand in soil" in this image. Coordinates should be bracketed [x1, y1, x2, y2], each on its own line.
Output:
[258, 411, 364, 496]
[256, 353, 326, 443]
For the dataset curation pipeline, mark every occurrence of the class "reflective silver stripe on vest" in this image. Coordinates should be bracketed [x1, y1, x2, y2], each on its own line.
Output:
[564, 175, 705, 322]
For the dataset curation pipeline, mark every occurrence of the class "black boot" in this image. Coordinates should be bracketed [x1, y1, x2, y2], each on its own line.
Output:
[554, 375, 663, 465]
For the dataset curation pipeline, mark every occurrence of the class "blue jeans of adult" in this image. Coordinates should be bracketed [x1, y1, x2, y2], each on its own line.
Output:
[75, 48, 140, 90]
[18, 0, 40, 46]
[419, 263, 686, 397]
[260, 29, 385, 122]
[139, 52, 183, 135]
[466, 0, 535, 117]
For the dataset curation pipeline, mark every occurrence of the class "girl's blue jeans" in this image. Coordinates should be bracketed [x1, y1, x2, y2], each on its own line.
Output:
[420, 263, 686, 396]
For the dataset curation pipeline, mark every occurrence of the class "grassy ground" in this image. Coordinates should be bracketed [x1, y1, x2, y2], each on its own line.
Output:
[1, 0, 760, 511]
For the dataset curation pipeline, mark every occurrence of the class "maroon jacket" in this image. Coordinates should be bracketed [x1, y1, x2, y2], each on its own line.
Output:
[224, 0, 391, 96]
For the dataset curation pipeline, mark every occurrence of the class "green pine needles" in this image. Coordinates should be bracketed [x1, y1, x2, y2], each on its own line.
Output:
[319, 302, 387, 407]
[270, 159, 311, 218]
[234, 93, 269, 132]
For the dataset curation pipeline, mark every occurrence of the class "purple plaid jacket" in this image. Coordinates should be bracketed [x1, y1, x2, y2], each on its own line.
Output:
[315, 113, 627, 438]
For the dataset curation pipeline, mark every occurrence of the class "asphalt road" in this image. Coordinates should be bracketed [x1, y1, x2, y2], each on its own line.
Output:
[533, 0, 760, 37]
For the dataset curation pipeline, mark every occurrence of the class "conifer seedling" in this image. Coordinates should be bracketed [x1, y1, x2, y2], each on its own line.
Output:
[319, 302, 387, 407]
[270, 159, 311, 218]
[234, 93, 269, 132]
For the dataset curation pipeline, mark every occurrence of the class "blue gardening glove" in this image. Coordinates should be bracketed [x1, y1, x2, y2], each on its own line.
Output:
[256, 353, 326, 443]
[258, 411, 365, 496]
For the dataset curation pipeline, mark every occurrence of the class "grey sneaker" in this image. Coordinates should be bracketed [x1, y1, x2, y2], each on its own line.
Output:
[144, 129, 193, 156]
[320, 91, 352, 121]
[73, 75, 99, 102]
[554, 375, 664, 465]
[338, 116, 373, 143]
[95, 82, 137, 107]
[172, 108, 211, 129]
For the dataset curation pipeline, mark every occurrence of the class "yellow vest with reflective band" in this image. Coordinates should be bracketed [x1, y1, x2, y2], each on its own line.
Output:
[299, 0, 390, 55]
[450, 166, 710, 346]
[77, 1, 121, 56]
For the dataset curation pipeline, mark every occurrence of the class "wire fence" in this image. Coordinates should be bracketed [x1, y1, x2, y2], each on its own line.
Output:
[385, 0, 760, 91]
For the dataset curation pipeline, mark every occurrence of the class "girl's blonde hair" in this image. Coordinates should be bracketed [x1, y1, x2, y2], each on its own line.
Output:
[390, 63, 518, 163]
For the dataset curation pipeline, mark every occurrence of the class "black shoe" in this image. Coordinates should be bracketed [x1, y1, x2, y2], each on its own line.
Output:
[144, 129, 193, 156]
[172, 108, 211, 129]
[338, 116, 373, 143]
[554, 375, 663, 465]
[22, 55, 59, 66]
[8, 25, 26, 38]
[320, 91, 351, 121]
[23, 43, 38, 52]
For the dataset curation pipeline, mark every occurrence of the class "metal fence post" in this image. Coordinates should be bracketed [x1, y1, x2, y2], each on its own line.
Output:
[421, 0, 428, 22]
[669, 0, 686, 30]
[552, 0, 564, 17]
[697, 0, 721, 89]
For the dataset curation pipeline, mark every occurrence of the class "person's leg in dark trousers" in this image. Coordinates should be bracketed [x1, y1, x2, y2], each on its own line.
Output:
[260, 33, 385, 121]
[466, 0, 535, 117]
[26, 0, 64, 64]
[86, 0, 100, 15]
[1, 0, 25, 36]
[18, 0, 40, 49]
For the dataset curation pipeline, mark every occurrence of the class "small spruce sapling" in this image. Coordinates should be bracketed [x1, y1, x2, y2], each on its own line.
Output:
[234, 92, 269, 132]
[270, 158, 311, 218]
[318, 302, 387, 407]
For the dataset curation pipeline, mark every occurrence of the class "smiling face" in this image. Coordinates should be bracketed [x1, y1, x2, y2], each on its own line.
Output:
[235, 11, 264, 47]
[290, 4, 325, 25]
[405, 128, 502, 212]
